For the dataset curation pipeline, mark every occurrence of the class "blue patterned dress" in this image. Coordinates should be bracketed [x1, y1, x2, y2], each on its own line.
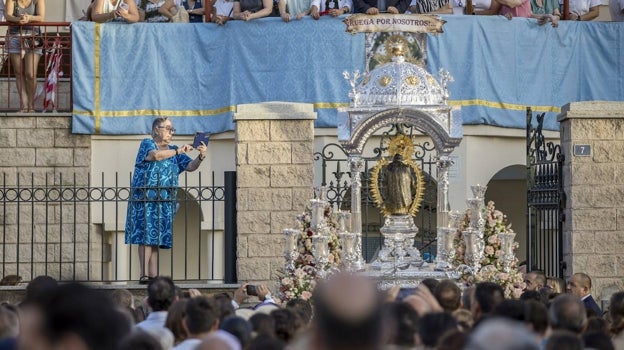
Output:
[125, 139, 192, 249]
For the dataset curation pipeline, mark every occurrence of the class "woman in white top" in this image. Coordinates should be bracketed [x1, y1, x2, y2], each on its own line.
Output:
[213, 0, 234, 24]
[91, 0, 140, 22]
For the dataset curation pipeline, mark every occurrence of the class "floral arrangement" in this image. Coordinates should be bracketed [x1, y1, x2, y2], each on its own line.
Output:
[277, 204, 342, 302]
[453, 201, 525, 299]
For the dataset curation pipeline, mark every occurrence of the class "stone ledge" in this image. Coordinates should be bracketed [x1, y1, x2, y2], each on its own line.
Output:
[559, 101, 624, 121]
[234, 102, 317, 121]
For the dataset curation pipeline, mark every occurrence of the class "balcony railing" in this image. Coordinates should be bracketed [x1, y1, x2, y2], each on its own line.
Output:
[0, 22, 72, 112]
[0, 171, 237, 284]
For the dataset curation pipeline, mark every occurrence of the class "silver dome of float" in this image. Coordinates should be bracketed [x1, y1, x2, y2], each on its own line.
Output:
[344, 37, 453, 108]
[338, 34, 462, 155]
[355, 50, 446, 107]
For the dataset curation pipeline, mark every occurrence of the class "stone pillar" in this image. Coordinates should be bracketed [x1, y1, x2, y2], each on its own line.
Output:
[558, 101, 624, 301]
[0, 115, 93, 281]
[234, 102, 316, 284]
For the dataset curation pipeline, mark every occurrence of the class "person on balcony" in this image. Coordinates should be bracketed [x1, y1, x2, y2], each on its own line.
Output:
[91, 0, 140, 22]
[308, 0, 351, 19]
[566, 0, 600, 20]
[212, 0, 234, 24]
[278, 0, 311, 22]
[355, 0, 409, 14]
[125, 117, 207, 284]
[5, 0, 45, 113]
[161, 0, 206, 22]
[139, 0, 171, 21]
[232, 0, 275, 20]
[407, 0, 451, 13]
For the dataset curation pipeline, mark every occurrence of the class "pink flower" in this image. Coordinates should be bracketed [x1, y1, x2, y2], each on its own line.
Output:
[301, 291, 312, 300]
[485, 245, 494, 256]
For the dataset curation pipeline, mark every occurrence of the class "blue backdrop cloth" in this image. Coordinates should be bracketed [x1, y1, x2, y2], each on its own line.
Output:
[72, 16, 624, 135]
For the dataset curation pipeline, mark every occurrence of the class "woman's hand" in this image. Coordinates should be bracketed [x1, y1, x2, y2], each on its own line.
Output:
[215, 15, 229, 24]
[116, 7, 129, 19]
[310, 5, 320, 19]
[239, 10, 252, 20]
[19, 14, 31, 24]
[387, 6, 399, 13]
[537, 14, 558, 26]
[196, 141, 207, 158]
[281, 11, 291, 22]
[178, 144, 194, 154]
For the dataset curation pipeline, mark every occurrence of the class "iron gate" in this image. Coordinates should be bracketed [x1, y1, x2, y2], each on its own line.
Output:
[315, 124, 439, 262]
[526, 108, 565, 277]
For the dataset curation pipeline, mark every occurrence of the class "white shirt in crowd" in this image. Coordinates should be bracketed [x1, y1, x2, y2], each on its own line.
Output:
[136, 311, 175, 350]
[566, 0, 600, 16]
[214, 0, 234, 17]
[172, 338, 202, 350]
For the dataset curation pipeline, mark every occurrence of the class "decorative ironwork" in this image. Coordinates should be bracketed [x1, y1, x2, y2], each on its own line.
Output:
[0, 171, 234, 284]
[526, 107, 565, 278]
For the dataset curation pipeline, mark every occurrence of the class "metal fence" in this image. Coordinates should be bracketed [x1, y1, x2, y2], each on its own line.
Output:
[526, 108, 565, 278]
[0, 171, 236, 284]
[0, 22, 72, 112]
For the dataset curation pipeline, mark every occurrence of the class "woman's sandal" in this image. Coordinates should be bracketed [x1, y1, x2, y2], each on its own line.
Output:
[139, 276, 150, 285]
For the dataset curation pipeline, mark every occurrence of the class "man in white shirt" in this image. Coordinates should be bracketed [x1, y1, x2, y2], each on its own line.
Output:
[173, 296, 220, 350]
[136, 276, 177, 350]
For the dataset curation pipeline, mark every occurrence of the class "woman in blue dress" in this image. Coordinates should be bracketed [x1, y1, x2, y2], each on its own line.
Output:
[125, 117, 207, 284]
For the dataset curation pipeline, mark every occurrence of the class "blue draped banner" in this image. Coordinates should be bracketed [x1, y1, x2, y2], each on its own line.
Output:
[72, 16, 624, 134]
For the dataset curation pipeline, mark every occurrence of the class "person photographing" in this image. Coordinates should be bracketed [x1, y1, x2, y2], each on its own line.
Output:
[125, 117, 207, 284]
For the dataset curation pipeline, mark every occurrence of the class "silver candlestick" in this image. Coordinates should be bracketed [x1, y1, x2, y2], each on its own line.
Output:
[498, 231, 516, 273]
[283, 228, 300, 273]
[312, 235, 330, 279]
[339, 231, 357, 271]
[435, 210, 463, 271]
[463, 227, 483, 274]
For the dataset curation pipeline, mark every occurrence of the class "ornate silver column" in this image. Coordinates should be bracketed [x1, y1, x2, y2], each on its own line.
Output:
[349, 154, 365, 270]
[434, 154, 453, 271]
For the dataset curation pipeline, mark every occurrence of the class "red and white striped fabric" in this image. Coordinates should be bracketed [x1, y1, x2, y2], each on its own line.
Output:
[43, 36, 63, 112]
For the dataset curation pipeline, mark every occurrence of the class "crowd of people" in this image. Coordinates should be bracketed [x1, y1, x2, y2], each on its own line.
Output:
[83, 0, 624, 26]
[1, 270, 624, 350]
